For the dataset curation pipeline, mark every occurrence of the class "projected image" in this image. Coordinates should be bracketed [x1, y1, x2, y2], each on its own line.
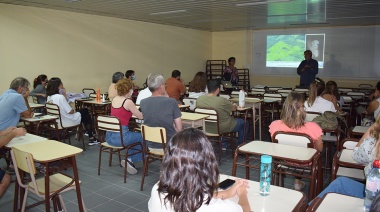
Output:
[306, 34, 325, 65]
[266, 35, 305, 68]
[266, 34, 325, 68]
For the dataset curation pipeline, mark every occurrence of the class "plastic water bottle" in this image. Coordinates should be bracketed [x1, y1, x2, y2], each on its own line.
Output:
[260, 155, 272, 196]
[364, 160, 380, 211]
[239, 89, 245, 108]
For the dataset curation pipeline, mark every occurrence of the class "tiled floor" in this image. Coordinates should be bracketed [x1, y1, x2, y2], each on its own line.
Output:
[0, 126, 330, 212]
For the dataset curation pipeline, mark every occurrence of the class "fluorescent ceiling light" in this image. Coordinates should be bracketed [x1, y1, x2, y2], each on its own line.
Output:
[150, 10, 187, 16]
[236, 0, 290, 7]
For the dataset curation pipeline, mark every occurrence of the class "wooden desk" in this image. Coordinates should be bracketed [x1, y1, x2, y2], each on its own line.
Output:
[331, 149, 365, 180]
[309, 193, 363, 211]
[13, 140, 84, 212]
[181, 112, 209, 131]
[220, 174, 305, 212]
[20, 115, 58, 136]
[6, 133, 47, 148]
[232, 141, 321, 200]
[230, 98, 263, 140]
[350, 126, 369, 137]
[28, 102, 45, 109]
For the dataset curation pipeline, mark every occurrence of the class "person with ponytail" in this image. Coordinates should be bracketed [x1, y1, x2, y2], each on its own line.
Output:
[30, 74, 48, 104]
[304, 78, 336, 113]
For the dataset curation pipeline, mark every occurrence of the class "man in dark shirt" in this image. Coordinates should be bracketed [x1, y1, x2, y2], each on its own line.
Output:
[297, 50, 319, 89]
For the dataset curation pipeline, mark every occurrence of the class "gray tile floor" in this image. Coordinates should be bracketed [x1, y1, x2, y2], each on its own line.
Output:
[0, 126, 330, 212]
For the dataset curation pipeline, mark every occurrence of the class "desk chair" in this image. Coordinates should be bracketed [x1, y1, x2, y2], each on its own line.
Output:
[194, 108, 239, 163]
[272, 131, 320, 199]
[45, 103, 85, 150]
[140, 125, 166, 191]
[82, 88, 95, 97]
[182, 98, 197, 112]
[331, 138, 365, 181]
[11, 147, 86, 212]
[263, 93, 283, 122]
[97, 115, 144, 183]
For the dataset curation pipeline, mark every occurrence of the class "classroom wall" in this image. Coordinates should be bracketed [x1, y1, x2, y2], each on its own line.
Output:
[211, 29, 380, 88]
[0, 4, 211, 93]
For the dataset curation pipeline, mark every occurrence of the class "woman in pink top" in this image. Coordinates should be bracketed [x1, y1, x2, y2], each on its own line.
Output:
[106, 78, 143, 174]
[269, 92, 323, 191]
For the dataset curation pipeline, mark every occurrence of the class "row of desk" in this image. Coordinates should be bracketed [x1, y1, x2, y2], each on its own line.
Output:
[6, 134, 85, 212]
[7, 133, 366, 211]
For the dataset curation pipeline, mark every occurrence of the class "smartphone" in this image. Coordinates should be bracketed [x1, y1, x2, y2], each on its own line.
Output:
[218, 179, 235, 190]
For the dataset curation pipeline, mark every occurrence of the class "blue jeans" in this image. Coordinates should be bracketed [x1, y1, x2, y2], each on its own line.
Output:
[105, 126, 143, 163]
[309, 177, 365, 204]
[232, 118, 249, 145]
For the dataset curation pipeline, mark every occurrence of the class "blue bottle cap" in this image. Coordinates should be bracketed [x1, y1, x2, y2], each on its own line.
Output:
[261, 155, 272, 163]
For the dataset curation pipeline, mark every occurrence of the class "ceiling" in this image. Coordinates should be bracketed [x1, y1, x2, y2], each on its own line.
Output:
[1, 0, 380, 31]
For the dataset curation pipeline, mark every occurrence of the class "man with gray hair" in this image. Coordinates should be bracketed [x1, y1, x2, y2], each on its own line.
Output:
[0, 77, 34, 130]
[140, 73, 182, 146]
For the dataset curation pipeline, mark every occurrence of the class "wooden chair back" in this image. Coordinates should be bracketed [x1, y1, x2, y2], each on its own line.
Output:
[272, 131, 314, 149]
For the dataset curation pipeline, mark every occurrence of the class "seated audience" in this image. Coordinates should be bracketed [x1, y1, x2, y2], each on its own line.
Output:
[0, 127, 26, 198]
[126, 70, 139, 89]
[269, 92, 323, 191]
[46, 77, 98, 145]
[366, 82, 380, 120]
[0, 77, 34, 131]
[148, 128, 251, 212]
[140, 73, 182, 147]
[30, 74, 48, 104]
[311, 118, 380, 205]
[106, 78, 143, 174]
[166, 70, 186, 102]
[196, 80, 247, 145]
[304, 79, 336, 113]
[108, 72, 124, 101]
[188, 71, 208, 98]
[136, 78, 152, 105]
[321, 80, 342, 111]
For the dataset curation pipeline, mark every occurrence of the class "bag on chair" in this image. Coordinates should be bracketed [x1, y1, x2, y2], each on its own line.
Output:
[312, 111, 339, 130]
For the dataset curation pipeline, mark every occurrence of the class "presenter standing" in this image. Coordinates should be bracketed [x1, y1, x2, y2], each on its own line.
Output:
[297, 50, 319, 89]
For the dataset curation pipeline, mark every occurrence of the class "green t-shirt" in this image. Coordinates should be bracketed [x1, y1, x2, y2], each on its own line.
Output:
[196, 95, 237, 134]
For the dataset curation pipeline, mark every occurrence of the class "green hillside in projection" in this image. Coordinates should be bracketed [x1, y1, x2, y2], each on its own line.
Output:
[267, 35, 305, 61]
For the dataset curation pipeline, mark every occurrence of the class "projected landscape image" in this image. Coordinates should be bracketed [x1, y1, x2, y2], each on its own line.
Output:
[266, 34, 324, 68]
[266, 35, 305, 68]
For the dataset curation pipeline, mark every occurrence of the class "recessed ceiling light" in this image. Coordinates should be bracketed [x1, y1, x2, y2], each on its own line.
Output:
[150, 10, 187, 16]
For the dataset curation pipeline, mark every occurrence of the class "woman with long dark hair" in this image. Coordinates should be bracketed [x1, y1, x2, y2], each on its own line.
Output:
[321, 80, 342, 111]
[30, 74, 48, 104]
[46, 77, 98, 145]
[148, 128, 250, 212]
[366, 82, 380, 120]
[188, 72, 208, 98]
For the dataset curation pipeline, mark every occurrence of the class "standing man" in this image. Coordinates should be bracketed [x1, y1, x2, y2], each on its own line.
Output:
[0, 77, 34, 130]
[196, 80, 246, 145]
[140, 73, 182, 147]
[297, 50, 319, 89]
[166, 70, 186, 102]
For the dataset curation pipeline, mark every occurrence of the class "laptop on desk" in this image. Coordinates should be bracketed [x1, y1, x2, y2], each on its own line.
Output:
[221, 81, 233, 89]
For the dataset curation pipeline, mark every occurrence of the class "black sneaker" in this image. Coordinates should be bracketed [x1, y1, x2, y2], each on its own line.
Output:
[88, 138, 99, 146]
